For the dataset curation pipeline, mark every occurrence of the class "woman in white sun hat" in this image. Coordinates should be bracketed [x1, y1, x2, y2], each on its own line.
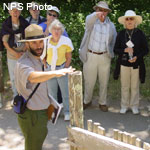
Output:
[113, 10, 149, 114]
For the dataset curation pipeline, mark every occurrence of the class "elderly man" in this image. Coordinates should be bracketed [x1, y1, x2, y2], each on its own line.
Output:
[1, 2, 29, 104]
[26, 1, 46, 24]
[14, 24, 74, 150]
[79, 1, 117, 111]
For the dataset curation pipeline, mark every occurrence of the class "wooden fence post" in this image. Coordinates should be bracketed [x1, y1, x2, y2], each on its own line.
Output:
[68, 71, 84, 150]
[68, 71, 84, 128]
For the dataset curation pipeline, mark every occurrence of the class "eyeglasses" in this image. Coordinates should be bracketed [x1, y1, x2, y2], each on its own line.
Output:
[96, 8, 108, 12]
[52, 27, 62, 32]
[125, 17, 134, 21]
[47, 12, 57, 17]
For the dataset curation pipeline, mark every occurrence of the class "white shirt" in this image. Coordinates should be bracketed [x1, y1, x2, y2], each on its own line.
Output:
[88, 19, 107, 52]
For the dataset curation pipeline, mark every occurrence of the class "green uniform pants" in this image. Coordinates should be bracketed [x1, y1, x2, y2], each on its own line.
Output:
[17, 108, 48, 150]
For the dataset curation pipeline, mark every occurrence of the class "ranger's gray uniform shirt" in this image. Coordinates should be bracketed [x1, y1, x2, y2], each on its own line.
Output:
[14, 51, 50, 110]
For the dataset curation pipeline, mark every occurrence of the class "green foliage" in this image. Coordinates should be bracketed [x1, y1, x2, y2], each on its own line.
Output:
[60, 11, 85, 69]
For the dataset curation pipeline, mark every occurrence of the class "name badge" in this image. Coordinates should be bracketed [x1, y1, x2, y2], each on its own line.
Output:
[126, 40, 134, 48]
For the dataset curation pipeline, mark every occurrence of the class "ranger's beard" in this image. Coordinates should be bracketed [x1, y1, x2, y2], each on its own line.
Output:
[29, 46, 43, 57]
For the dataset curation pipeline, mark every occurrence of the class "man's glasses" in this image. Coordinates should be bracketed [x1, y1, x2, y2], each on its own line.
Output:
[125, 17, 134, 21]
[47, 12, 57, 17]
[96, 8, 108, 12]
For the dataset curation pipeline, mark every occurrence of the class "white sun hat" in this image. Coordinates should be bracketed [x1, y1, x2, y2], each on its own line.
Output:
[47, 6, 60, 15]
[118, 10, 142, 25]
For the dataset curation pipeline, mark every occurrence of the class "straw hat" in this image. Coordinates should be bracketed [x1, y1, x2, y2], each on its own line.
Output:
[93, 1, 111, 13]
[118, 10, 142, 25]
[18, 24, 46, 42]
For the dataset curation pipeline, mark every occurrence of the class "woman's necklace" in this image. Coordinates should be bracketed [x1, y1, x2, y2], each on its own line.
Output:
[126, 29, 134, 40]
[126, 29, 134, 60]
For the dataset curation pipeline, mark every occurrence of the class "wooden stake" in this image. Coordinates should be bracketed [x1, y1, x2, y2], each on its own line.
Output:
[118, 131, 123, 142]
[98, 126, 105, 136]
[126, 133, 130, 144]
[129, 135, 136, 146]
[93, 122, 100, 133]
[136, 138, 142, 148]
[123, 132, 128, 143]
[87, 120, 93, 132]
[143, 142, 150, 150]
[113, 129, 119, 140]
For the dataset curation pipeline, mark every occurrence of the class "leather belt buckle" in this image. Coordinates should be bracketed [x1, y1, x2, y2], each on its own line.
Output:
[88, 50, 107, 55]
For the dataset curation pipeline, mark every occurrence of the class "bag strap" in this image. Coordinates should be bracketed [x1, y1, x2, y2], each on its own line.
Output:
[26, 65, 44, 103]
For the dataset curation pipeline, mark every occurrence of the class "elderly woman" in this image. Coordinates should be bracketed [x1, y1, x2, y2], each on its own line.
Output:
[114, 10, 149, 114]
[44, 19, 74, 121]
[39, 6, 68, 37]
[39, 6, 68, 105]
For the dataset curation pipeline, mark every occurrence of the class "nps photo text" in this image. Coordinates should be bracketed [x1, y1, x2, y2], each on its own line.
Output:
[3, 3, 52, 10]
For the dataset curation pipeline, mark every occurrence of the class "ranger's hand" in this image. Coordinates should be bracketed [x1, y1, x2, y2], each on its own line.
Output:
[56, 67, 75, 77]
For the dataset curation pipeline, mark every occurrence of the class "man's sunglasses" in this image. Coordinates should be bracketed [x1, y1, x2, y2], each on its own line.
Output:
[96, 8, 108, 12]
[47, 12, 57, 17]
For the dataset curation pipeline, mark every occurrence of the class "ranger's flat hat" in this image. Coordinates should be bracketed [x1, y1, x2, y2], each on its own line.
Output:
[18, 24, 47, 42]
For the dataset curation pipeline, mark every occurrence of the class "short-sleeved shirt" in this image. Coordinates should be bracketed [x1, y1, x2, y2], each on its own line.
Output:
[14, 51, 50, 110]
